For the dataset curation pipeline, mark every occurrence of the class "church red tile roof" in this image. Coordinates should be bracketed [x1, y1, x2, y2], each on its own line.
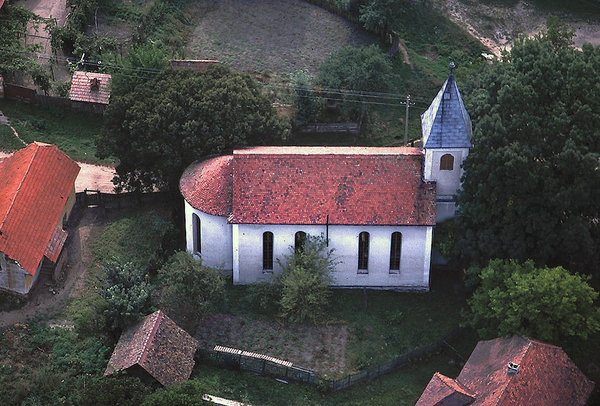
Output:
[0, 143, 79, 274]
[180, 155, 233, 216]
[105, 310, 199, 386]
[69, 71, 111, 105]
[180, 147, 436, 226]
[416, 336, 595, 406]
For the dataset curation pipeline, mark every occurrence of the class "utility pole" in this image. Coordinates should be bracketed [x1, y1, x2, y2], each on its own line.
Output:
[404, 94, 410, 146]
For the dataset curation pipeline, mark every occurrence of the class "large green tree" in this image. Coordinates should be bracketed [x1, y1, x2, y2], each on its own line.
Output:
[464, 259, 600, 344]
[0, 3, 50, 91]
[98, 66, 289, 192]
[454, 20, 600, 273]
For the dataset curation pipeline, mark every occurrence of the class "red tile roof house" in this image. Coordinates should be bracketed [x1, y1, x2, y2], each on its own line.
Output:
[69, 71, 111, 114]
[0, 142, 80, 294]
[179, 67, 471, 290]
[415, 335, 595, 406]
[104, 310, 199, 386]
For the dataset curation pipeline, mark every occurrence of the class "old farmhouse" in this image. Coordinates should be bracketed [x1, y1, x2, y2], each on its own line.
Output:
[180, 70, 471, 290]
[0, 143, 80, 294]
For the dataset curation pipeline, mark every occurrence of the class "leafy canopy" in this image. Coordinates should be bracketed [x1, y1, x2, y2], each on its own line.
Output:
[0, 3, 50, 91]
[453, 18, 600, 273]
[155, 251, 225, 331]
[464, 259, 600, 344]
[98, 66, 289, 192]
[277, 234, 336, 324]
[100, 259, 153, 332]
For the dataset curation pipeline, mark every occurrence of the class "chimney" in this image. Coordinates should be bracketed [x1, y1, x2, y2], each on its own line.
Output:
[507, 362, 520, 375]
[90, 77, 100, 90]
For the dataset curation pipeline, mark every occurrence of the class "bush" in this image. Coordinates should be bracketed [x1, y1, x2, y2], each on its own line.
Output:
[276, 235, 337, 324]
[464, 259, 600, 344]
[101, 259, 153, 332]
[155, 251, 225, 331]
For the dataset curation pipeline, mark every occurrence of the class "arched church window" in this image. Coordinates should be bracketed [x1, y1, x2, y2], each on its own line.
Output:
[263, 232, 274, 271]
[295, 231, 307, 253]
[193, 213, 201, 254]
[440, 154, 454, 171]
[358, 232, 370, 272]
[390, 232, 402, 273]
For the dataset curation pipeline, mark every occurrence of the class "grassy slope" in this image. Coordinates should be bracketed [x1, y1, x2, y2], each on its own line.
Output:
[0, 100, 110, 164]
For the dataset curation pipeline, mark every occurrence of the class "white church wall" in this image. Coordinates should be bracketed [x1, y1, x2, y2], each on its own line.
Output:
[424, 148, 468, 197]
[233, 224, 432, 290]
[184, 201, 233, 272]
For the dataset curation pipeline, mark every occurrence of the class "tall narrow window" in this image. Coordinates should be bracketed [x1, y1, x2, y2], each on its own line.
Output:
[440, 154, 454, 170]
[358, 232, 369, 272]
[193, 213, 201, 254]
[390, 232, 402, 273]
[263, 232, 274, 271]
[294, 231, 307, 253]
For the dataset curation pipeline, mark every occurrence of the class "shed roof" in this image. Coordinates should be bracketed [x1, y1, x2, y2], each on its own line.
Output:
[416, 336, 595, 406]
[416, 372, 475, 406]
[69, 71, 111, 105]
[421, 72, 472, 149]
[180, 146, 436, 226]
[104, 310, 199, 386]
[0, 143, 79, 274]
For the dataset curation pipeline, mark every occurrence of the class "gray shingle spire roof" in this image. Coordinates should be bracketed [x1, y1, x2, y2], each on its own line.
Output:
[421, 71, 472, 148]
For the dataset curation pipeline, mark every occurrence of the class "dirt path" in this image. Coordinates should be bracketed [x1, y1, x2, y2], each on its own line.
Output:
[0, 208, 104, 328]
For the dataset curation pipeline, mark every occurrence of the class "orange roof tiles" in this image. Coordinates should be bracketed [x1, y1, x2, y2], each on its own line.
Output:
[417, 336, 595, 406]
[0, 143, 80, 274]
[416, 372, 475, 406]
[69, 71, 111, 105]
[44, 225, 68, 263]
[180, 147, 436, 226]
[105, 310, 199, 386]
[180, 155, 233, 216]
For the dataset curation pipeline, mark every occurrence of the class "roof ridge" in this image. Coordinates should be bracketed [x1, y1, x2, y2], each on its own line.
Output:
[495, 338, 532, 405]
[138, 311, 163, 366]
[0, 144, 38, 231]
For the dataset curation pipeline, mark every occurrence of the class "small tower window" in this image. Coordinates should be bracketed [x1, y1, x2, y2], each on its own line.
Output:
[440, 154, 454, 171]
[390, 232, 402, 273]
[263, 232, 274, 271]
[294, 231, 306, 253]
[358, 232, 370, 272]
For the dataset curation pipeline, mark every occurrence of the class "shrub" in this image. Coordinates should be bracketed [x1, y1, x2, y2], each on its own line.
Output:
[276, 235, 337, 324]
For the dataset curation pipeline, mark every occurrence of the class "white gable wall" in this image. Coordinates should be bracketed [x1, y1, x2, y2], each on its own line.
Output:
[233, 223, 431, 290]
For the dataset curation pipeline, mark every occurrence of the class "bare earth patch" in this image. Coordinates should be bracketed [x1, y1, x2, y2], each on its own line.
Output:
[195, 313, 348, 376]
[185, 0, 376, 74]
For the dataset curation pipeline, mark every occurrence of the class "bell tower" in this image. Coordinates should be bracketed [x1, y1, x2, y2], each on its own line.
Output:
[421, 62, 472, 222]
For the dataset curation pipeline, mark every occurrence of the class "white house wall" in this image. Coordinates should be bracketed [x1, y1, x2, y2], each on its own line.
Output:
[0, 253, 41, 294]
[184, 201, 232, 272]
[233, 224, 432, 290]
[424, 148, 468, 197]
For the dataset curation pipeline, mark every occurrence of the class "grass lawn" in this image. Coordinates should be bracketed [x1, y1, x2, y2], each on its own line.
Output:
[199, 268, 467, 378]
[0, 124, 24, 152]
[0, 100, 111, 165]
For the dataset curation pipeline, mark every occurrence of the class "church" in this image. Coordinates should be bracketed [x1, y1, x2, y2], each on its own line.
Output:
[179, 68, 472, 290]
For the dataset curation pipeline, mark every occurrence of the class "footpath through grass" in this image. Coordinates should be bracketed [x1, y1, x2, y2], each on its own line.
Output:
[0, 100, 110, 165]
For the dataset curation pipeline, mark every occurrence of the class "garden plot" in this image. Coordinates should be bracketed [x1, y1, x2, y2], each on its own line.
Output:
[185, 0, 376, 74]
[195, 313, 349, 376]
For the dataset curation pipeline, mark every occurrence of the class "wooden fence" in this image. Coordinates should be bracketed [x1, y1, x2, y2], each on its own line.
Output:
[75, 189, 171, 210]
[198, 329, 461, 392]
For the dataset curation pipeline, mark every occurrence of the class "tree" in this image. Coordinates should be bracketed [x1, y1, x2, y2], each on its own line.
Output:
[290, 69, 322, 127]
[316, 45, 393, 93]
[109, 42, 169, 97]
[98, 66, 290, 193]
[0, 4, 51, 92]
[276, 235, 336, 324]
[155, 251, 225, 331]
[464, 259, 600, 344]
[100, 259, 153, 331]
[453, 19, 600, 273]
